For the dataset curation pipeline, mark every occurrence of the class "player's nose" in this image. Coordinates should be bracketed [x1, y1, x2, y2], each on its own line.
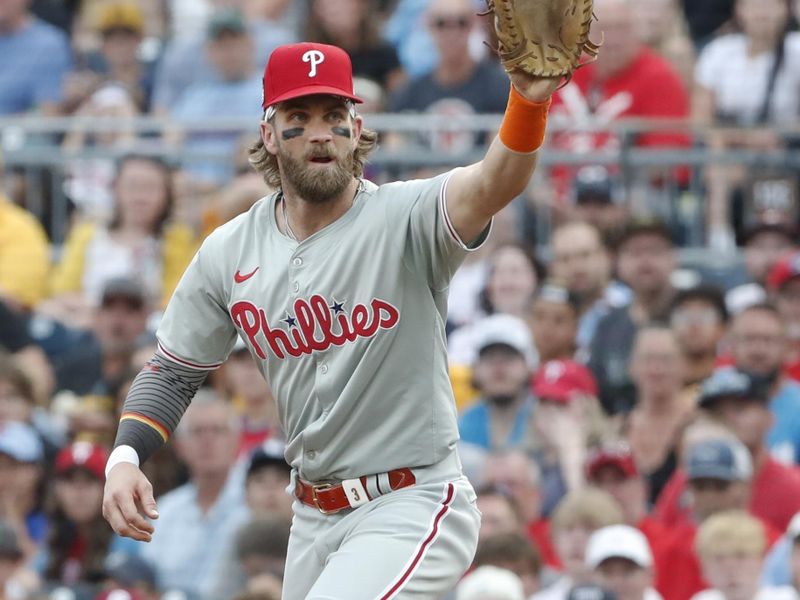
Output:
[306, 122, 334, 144]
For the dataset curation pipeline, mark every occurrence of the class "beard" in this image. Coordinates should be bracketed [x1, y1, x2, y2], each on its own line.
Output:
[278, 142, 354, 204]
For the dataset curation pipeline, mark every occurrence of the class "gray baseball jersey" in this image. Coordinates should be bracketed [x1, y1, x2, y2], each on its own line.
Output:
[157, 170, 490, 482]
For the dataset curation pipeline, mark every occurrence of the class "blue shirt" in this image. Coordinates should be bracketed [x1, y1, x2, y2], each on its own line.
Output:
[767, 381, 800, 465]
[140, 472, 247, 598]
[171, 75, 263, 184]
[0, 17, 72, 114]
[458, 396, 535, 450]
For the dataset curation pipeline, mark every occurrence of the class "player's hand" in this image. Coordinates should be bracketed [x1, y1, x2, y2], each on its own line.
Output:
[102, 463, 158, 542]
[508, 71, 561, 103]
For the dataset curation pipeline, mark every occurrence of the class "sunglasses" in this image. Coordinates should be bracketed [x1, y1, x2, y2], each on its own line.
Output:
[431, 16, 471, 30]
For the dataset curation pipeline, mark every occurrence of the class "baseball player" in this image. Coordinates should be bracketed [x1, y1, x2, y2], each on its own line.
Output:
[102, 42, 558, 598]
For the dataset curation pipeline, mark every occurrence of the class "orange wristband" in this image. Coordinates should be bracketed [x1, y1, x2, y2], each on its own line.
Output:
[498, 84, 551, 153]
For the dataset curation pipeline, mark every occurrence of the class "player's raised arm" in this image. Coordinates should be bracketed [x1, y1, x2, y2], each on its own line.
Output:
[445, 74, 558, 243]
[446, 0, 601, 244]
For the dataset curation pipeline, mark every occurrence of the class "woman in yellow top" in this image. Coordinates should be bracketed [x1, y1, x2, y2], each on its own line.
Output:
[50, 154, 197, 322]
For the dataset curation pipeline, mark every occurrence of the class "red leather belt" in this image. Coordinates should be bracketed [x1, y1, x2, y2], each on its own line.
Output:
[295, 468, 416, 514]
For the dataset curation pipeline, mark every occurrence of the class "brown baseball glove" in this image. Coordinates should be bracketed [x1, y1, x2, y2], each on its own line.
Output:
[483, 0, 601, 81]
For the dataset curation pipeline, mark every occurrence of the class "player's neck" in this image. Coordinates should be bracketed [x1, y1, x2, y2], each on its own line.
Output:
[279, 178, 359, 241]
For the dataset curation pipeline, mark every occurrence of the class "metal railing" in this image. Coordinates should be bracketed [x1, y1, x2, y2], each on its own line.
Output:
[2, 114, 798, 264]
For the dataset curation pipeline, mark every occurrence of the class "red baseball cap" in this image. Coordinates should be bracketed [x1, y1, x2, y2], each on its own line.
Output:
[767, 251, 800, 292]
[585, 445, 639, 481]
[532, 360, 597, 403]
[262, 42, 363, 109]
[55, 441, 110, 480]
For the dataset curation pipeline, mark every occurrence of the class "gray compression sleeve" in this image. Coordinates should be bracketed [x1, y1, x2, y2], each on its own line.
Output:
[113, 350, 209, 463]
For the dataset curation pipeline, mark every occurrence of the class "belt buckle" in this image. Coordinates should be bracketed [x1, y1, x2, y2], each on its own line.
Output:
[311, 483, 337, 515]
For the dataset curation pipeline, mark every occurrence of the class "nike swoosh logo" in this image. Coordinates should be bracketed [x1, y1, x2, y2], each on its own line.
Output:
[234, 267, 259, 283]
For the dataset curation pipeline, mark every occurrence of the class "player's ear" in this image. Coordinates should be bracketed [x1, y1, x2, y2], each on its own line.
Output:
[352, 114, 363, 149]
[261, 120, 279, 156]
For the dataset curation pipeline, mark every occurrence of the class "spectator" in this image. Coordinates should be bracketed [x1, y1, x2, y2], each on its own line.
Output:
[695, 0, 800, 244]
[0, 0, 72, 115]
[694, 0, 800, 129]
[529, 283, 580, 363]
[141, 391, 247, 598]
[633, 0, 695, 87]
[449, 242, 543, 365]
[389, 0, 508, 153]
[729, 304, 800, 465]
[693, 510, 798, 600]
[585, 525, 663, 600]
[305, 0, 404, 91]
[532, 360, 607, 496]
[550, 220, 631, 355]
[566, 167, 631, 241]
[52, 278, 149, 396]
[456, 565, 525, 600]
[169, 8, 264, 187]
[475, 486, 525, 543]
[458, 315, 537, 452]
[232, 517, 290, 590]
[531, 487, 624, 600]
[39, 442, 136, 590]
[49, 154, 196, 321]
[473, 532, 543, 598]
[0, 421, 46, 559]
[221, 339, 279, 455]
[669, 286, 729, 387]
[549, 0, 690, 201]
[62, 1, 154, 114]
[151, 0, 294, 113]
[480, 450, 560, 569]
[657, 437, 771, 600]
[624, 325, 694, 503]
[242, 439, 292, 520]
[584, 444, 674, 590]
[210, 440, 292, 599]
[0, 308, 54, 413]
[0, 188, 50, 310]
[588, 220, 677, 415]
[767, 251, 800, 382]
[725, 224, 797, 314]
[655, 368, 800, 534]
[61, 83, 141, 223]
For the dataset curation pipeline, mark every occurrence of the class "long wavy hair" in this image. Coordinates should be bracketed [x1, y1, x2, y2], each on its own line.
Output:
[248, 118, 378, 190]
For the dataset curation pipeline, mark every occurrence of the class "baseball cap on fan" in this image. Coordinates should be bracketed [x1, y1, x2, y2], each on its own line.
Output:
[585, 524, 654, 569]
[472, 314, 537, 367]
[55, 442, 110, 480]
[533, 360, 598, 403]
[262, 43, 364, 109]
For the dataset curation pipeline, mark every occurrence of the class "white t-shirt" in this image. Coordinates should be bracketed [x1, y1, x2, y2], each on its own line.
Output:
[695, 32, 800, 125]
[691, 587, 799, 600]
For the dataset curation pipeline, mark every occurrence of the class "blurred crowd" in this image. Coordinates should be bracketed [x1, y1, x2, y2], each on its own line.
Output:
[3, 0, 800, 599]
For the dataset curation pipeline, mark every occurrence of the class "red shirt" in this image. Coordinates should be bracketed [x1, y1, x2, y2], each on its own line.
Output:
[527, 518, 562, 570]
[548, 47, 690, 199]
[653, 458, 800, 532]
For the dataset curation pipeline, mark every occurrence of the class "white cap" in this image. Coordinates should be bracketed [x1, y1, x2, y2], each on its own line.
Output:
[585, 525, 653, 569]
[472, 314, 537, 368]
[456, 566, 525, 600]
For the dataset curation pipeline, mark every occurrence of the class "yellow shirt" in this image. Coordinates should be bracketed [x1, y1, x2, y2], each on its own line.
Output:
[0, 197, 51, 307]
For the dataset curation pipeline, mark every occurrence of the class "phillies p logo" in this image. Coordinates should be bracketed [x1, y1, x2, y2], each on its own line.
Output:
[302, 50, 325, 78]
